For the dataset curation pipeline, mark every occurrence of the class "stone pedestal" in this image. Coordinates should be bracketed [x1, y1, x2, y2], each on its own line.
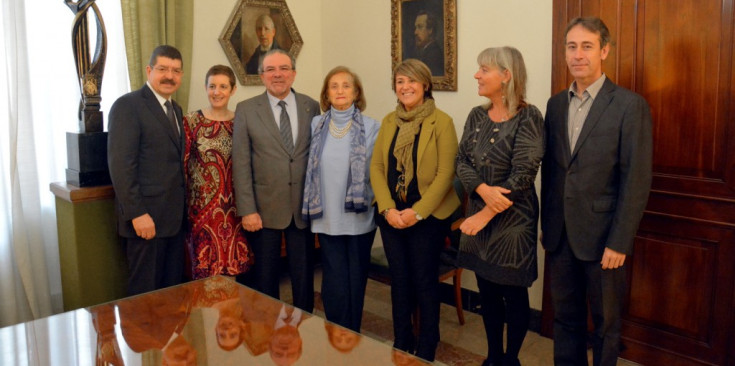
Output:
[66, 131, 110, 187]
[50, 182, 126, 311]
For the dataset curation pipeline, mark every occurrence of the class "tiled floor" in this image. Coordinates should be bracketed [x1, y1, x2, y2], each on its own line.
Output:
[280, 268, 641, 366]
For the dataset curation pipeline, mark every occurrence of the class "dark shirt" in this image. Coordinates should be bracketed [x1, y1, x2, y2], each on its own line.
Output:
[387, 125, 422, 209]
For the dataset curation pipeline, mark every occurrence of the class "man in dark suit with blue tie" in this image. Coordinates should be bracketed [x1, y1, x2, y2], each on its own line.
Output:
[108, 45, 186, 296]
[542, 17, 652, 366]
[233, 49, 319, 312]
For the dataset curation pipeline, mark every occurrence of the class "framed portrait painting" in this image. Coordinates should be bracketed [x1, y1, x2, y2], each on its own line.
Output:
[219, 0, 303, 85]
[392, 0, 457, 91]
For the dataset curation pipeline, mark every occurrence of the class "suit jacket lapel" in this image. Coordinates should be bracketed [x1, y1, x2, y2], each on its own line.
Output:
[173, 101, 184, 152]
[293, 92, 315, 154]
[141, 86, 181, 150]
[381, 118, 398, 169]
[416, 110, 437, 164]
[570, 79, 615, 163]
[558, 98, 572, 163]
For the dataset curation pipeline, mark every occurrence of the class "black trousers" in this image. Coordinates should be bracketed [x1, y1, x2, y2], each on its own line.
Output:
[377, 213, 449, 362]
[318, 231, 376, 332]
[241, 219, 315, 312]
[548, 230, 626, 366]
[125, 230, 185, 296]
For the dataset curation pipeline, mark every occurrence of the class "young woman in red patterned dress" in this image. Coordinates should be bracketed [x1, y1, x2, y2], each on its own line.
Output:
[183, 65, 251, 279]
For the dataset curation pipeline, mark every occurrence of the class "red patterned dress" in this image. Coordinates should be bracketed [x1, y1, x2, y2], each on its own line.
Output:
[184, 110, 251, 279]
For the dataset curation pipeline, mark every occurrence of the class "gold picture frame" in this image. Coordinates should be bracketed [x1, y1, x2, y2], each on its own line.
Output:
[219, 0, 303, 86]
[391, 0, 457, 91]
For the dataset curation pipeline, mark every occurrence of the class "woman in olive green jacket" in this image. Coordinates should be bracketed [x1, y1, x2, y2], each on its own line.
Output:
[370, 59, 459, 362]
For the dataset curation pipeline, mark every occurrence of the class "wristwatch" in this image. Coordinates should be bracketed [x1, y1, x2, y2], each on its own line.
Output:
[415, 212, 424, 221]
[381, 208, 392, 217]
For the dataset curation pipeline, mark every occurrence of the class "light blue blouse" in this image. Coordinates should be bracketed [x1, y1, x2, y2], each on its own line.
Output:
[309, 106, 380, 235]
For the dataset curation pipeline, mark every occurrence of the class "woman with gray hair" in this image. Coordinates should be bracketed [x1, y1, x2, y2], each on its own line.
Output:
[455, 47, 544, 366]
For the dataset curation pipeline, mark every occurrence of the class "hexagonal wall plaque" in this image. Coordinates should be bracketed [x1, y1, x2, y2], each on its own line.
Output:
[219, 0, 303, 85]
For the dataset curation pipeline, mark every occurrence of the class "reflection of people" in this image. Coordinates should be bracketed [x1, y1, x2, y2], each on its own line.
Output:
[118, 286, 193, 354]
[269, 305, 303, 366]
[302, 66, 379, 332]
[542, 17, 652, 366]
[455, 47, 544, 366]
[89, 304, 124, 365]
[236, 287, 307, 363]
[391, 349, 429, 366]
[409, 10, 443, 76]
[370, 59, 459, 362]
[233, 49, 320, 312]
[238, 287, 284, 356]
[213, 298, 246, 351]
[183, 65, 252, 280]
[324, 323, 361, 353]
[162, 334, 197, 366]
[245, 14, 282, 74]
[108, 45, 186, 296]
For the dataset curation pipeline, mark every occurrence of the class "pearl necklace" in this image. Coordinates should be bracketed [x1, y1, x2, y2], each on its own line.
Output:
[329, 119, 352, 139]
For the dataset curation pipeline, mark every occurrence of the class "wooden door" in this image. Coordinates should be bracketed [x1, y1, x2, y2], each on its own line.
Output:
[542, 1, 735, 365]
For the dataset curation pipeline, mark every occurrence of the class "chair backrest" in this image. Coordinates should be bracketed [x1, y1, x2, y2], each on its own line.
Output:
[446, 177, 468, 247]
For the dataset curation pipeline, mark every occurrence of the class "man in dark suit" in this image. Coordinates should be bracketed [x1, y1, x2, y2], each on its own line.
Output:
[245, 14, 282, 75]
[233, 49, 319, 312]
[541, 17, 652, 366]
[108, 45, 186, 296]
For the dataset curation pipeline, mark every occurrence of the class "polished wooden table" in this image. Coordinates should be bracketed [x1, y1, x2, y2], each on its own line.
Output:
[0, 276, 428, 365]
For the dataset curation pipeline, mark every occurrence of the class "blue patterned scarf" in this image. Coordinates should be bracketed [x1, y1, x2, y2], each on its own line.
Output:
[302, 106, 368, 220]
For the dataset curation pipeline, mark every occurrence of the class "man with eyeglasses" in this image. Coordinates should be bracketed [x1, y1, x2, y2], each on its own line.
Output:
[233, 49, 319, 312]
[108, 45, 186, 295]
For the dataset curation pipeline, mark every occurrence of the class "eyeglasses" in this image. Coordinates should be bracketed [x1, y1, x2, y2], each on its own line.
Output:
[153, 66, 183, 76]
[262, 66, 293, 74]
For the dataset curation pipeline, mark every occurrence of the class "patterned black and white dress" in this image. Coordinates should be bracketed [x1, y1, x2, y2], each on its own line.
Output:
[455, 104, 545, 287]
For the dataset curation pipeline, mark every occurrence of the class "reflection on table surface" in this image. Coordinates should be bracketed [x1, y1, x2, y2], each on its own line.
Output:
[0, 276, 430, 365]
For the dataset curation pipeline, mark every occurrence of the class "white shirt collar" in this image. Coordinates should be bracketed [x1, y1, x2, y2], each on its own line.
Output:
[146, 81, 172, 108]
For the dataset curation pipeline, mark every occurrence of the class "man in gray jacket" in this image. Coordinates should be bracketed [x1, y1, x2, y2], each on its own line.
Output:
[233, 49, 319, 312]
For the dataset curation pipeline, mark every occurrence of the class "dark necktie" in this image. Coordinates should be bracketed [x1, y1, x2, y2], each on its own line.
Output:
[164, 100, 179, 137]
[278, 100, 294, 154]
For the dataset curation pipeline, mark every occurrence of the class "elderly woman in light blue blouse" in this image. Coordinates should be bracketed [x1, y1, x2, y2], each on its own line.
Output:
[302, 66, 380, 332]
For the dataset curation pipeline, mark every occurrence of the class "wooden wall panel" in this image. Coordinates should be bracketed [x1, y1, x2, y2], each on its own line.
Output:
[624, 215, 735, 366]
[640, 1, 725, 179]
[628, 235, 715, 340]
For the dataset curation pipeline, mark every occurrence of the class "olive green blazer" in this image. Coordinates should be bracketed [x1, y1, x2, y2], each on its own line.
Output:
[370, 107, 460, 220]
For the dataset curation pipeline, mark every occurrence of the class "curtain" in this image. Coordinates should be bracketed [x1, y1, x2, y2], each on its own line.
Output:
[0, 0, 129, 327]
[1, 0, 53, 327]
[121, 0, 194, 111]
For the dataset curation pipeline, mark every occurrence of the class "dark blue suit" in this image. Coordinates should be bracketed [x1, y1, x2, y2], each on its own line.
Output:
[541, 77, 652, 366]
[108, 84, 186, 295]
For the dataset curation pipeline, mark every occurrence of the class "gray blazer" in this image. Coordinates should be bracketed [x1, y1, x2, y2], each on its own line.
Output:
[232, 90, 319, 230]
[541, 78, 652, 261]
[107, 85, 185, 238]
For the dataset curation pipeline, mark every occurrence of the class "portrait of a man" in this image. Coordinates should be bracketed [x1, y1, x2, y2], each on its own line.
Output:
[409, 10, 444, 76]
[400, 0, 445, 77]
[245, 14, 282, 74]
[219, 0, 304, 85]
